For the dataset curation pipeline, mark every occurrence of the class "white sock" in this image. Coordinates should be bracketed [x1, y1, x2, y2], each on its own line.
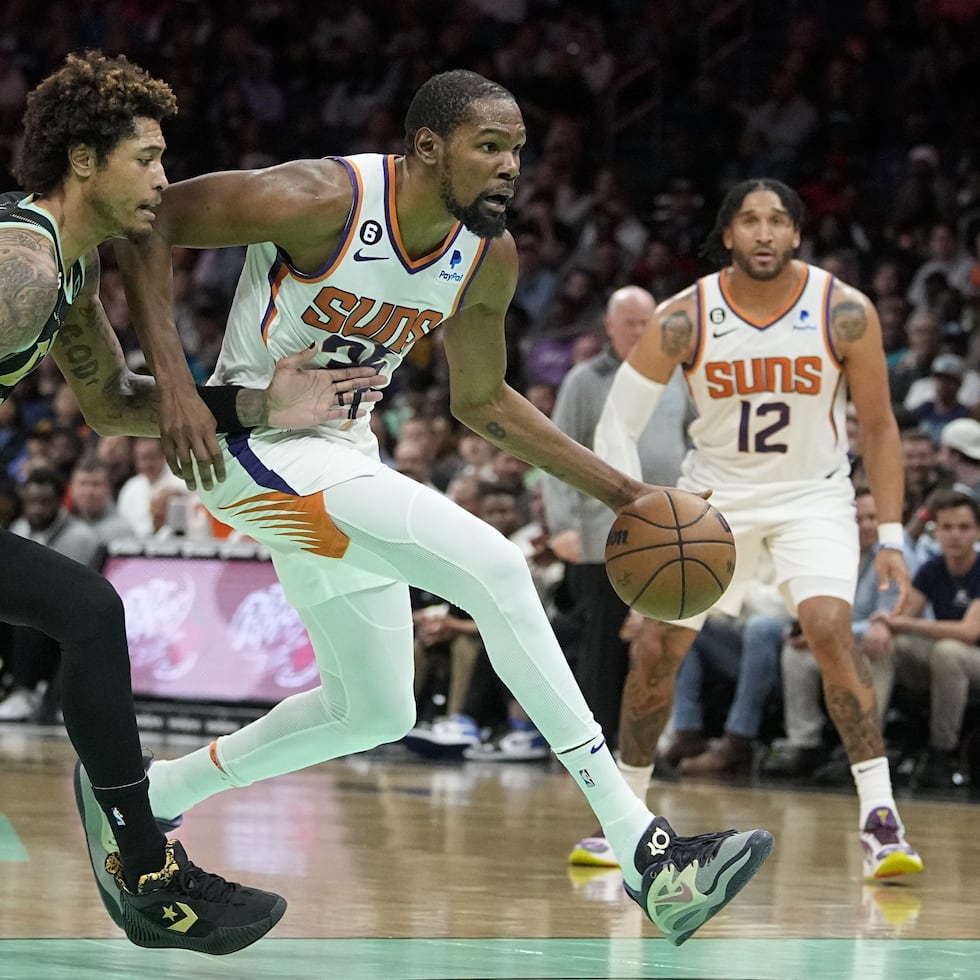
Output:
[617, 760, 654, 803]
[149, 741, 234, 820]
[851, 756, 900, 830]
[556, 735, 653, 890]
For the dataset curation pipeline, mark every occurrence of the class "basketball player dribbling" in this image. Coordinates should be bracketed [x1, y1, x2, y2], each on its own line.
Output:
[77, 70, 773, 945]
[582, 178, 922, 882]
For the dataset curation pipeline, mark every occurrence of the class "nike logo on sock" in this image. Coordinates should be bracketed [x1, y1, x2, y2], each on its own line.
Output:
[590, 739, 606, 754]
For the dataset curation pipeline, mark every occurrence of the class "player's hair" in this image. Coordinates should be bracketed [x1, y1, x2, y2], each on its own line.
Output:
[13, 50, 177, 194]
[700, 178, 805, 266]
[931, 488, 980, 524]
[404, 70, 513, 153]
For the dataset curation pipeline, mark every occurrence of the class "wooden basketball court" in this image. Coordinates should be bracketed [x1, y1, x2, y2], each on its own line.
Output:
[1, 728, 976, 979]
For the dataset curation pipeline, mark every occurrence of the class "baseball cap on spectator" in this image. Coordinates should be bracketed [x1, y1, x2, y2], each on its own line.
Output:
[931, 353, 964, 378]
[940, 417, 980, 461]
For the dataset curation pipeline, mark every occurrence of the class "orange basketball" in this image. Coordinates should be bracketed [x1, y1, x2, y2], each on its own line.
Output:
[605, 488, 736, 621]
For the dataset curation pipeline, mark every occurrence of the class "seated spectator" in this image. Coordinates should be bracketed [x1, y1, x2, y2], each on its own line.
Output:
[873, 490, 980, 789]
[906, 221, 976, 310]
[762, 487, 917, 779]
[116, 436, 187, 537]
[909, 353, 971, 444]
[94, 434, 135, 494]
[888, 308, 941, 408]
[0, 468, 102, 723]
[938, 418, 980, 499]
[69, 455, 136, 546]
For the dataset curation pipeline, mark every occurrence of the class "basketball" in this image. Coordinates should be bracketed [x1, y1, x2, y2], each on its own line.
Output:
[605, 489, 736, 621]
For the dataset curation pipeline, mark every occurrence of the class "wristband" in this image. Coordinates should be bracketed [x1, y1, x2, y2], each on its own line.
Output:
[876, 521, 904, 548]
[196, 385, 248, 432]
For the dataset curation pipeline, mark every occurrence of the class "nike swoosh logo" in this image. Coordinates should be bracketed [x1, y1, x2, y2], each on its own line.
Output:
[590, 740, 606, 754]
[712, 328, 738, 338]
[656, 882, 693, 904]
[353, 249, 388, 262]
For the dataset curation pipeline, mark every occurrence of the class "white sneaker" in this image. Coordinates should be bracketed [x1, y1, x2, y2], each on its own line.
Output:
[0, 687, 42, 721]
[403, 714, 481, 759]
[464, 727, 549, 762]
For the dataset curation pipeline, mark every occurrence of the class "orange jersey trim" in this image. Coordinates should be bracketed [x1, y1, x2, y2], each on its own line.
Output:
[384, 156, 463, 270]
[219, 490, 350, 558]
[718, 265, 809, 329]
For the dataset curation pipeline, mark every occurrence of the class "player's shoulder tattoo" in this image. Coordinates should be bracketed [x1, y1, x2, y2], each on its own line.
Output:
[660, 305, 695, 359]
[0, 228, 58, 352]
[829, 283, 869, 344]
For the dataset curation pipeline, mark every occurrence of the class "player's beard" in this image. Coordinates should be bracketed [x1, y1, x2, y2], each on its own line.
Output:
[439, 167, 508, 239]
[732, 243, 795, 281]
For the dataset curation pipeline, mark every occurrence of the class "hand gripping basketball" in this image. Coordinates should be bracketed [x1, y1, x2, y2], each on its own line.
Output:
[605, 488, 736, 621]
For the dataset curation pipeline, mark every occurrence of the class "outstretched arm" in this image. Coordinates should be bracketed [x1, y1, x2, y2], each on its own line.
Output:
[116, 159, 354, 487]
[443, 237, 650, 513]
[53, 250, 385, 487]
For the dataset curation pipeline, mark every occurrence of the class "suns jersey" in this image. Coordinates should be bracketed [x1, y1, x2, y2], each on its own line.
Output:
[209, 153, 491, 455]
[0, 193, 84, 405]
[681, 263, 848, 487]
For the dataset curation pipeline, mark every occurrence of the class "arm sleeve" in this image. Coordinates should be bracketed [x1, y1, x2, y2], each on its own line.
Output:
[593, 361, 666, 480]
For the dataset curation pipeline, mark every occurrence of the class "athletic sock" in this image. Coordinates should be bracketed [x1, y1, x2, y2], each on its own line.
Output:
[617, 760, 654, 802]
[91, 776, 166, 890]
[851, 756, 900, 829]
[148, 740, 234, 820]
[556, 734, 653, 891]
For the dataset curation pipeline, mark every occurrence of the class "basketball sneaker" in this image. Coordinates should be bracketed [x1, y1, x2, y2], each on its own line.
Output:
[860, 807, 924, 880]
[106, 839, 286, 954]
[73, 757, 184, 929]
[568, 833, 620, 868]
[624, 815, 774, 946]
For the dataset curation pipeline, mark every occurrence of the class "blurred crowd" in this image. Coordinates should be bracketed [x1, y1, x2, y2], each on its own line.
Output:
[3, 0, 980, 758]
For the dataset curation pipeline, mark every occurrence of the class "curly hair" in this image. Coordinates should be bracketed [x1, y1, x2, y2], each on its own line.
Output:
[404, 70, 513, 153]
[700, 178, 805, 267]
[13, 50, 177, 195]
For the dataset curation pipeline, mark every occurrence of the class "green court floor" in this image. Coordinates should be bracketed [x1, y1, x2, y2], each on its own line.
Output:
[0, 938, 977, 980]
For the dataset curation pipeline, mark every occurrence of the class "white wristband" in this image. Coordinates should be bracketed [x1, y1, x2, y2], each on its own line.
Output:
[877, 522, 904, 548]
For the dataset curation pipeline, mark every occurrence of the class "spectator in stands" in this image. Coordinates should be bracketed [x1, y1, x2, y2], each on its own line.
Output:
[906, 222, 975, 309]
[116, 436, 187, 538]
[874, 490, 980, 789]
[910, 353, 971, 445]
[69, 456, 136, 547]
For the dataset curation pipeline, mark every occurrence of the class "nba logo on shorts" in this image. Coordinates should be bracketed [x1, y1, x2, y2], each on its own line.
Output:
[579, 768, 595, 788]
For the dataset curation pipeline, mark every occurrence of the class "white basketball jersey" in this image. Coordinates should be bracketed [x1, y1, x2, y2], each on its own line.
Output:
[682, 264, 848, 486]
[209, 153, 490, 455]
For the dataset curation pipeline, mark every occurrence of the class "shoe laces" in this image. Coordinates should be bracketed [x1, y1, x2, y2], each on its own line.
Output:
[171, 860, 239, 903]
[659, 828, 738, 869]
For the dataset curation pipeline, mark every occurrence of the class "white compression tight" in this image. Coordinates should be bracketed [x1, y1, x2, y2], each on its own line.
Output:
[149, 468, 654, 882]
[194, 469, 600, 784]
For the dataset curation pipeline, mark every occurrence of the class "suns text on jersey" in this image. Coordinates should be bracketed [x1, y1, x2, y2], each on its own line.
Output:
[704, 355, 823, 398]
[300, 285, 443, 353]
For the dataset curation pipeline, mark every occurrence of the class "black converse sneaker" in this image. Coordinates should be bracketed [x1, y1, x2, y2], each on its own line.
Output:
[73, 757, 183, 930]
[624, 816, 774, 946]
[106, 840, 286, 954]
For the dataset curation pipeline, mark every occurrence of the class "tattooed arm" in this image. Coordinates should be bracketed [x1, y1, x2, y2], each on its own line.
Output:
[442, 235, 650, 512]
[0, 226, 60, 355]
